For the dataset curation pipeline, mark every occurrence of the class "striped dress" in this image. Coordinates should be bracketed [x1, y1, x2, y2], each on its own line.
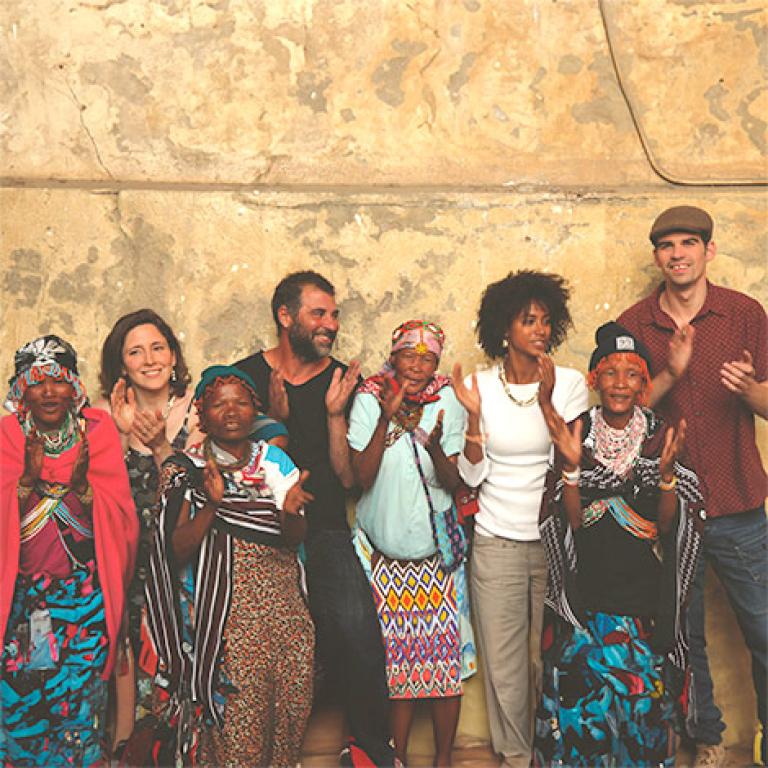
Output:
[144, 440, 313, 767]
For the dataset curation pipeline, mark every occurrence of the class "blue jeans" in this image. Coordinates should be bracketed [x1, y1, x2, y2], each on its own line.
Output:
[305, 529, 394, 766]
[686, 506, 767, 754]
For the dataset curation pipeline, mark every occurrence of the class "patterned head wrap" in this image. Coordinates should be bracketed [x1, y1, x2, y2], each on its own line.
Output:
[193, 365, 261, 414]
[390, 320, 445, 359]
[358, 319, 450, 407]
[5, 335, 87, 417]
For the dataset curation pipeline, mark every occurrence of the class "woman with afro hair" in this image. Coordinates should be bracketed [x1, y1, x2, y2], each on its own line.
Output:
[453, 270, 588, 768]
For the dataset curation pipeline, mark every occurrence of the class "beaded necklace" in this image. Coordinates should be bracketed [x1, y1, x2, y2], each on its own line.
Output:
[204, 438, 263, 489]
[593, 406, 646, 479]
[497, 363, 540, 408]
[385, 402, 425, 447]
[23, 410, 81, 457]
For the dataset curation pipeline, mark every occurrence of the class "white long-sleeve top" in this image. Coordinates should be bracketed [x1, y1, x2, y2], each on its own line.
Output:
[458, 364, 588, 541]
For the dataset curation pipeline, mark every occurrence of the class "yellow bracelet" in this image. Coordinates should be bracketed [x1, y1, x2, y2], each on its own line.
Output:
[659, 476, 677, 492]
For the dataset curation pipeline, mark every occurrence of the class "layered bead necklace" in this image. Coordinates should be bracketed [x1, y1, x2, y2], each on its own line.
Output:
[23, 410, 81, 456]
[593, 406, 646, 478]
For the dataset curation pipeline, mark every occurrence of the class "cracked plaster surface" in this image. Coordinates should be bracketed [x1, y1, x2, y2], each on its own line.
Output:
[0, 0, 741, 185]
[2, 187, 765, 395]
[601, 1, 766, 182]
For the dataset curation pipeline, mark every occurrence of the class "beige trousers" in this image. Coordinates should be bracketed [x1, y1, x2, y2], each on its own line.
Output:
[470, 534, 547, 761]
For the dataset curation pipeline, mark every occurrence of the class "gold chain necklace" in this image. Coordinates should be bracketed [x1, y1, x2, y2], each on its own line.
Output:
[497, 364, 540, 408]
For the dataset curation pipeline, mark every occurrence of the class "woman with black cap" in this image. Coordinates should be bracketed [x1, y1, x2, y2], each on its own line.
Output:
[532, 322, 703, 767]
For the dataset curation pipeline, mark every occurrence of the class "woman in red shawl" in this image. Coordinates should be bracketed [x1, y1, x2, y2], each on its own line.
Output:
[0, 335, 137, 766]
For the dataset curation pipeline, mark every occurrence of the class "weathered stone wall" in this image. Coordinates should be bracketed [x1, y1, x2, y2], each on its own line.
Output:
[1, 0, 765, 752]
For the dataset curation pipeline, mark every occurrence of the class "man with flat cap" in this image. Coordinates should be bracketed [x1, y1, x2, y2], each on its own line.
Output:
[618, 205, 767, 767]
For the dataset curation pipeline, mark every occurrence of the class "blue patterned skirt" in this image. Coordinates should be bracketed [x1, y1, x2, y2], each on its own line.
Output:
[533, 612, 675, 768]
[1, 563, 108, 767]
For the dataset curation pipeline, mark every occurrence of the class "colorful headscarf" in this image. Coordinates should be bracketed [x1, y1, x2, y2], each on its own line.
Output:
[358, 319, 450, 406]
[391, 320, 445, 359]
[193, 365, 261, 413]
[5, 335, 87, 418]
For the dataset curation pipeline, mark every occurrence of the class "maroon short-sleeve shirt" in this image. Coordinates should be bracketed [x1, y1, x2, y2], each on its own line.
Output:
[618, 282, 767, 518]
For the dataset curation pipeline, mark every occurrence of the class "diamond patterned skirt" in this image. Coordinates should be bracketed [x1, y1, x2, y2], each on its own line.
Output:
[371, 553, 462, 699]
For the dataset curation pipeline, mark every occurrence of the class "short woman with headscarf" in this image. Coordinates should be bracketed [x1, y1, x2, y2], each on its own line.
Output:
[533, 322, 703, 767]
[0, 335, 137, 766]
[144, 365, 313, 767]
[348, 320, 475, 767]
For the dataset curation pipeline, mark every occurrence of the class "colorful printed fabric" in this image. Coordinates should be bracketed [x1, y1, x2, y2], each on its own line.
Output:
[124, 420, 190, 723]
[539, 406, 702, 671]
[0, 409, 138, 681]
[18, 481, 94, 579]
[532, 612, 675, 768]
[581, 496, 658, 540]
[199, 537, 313, 767]
[0, 562, 108, 767]
[371, 553, 462, 699]
[535, 406, 703, 767]
[352, 524, 476, 681]
[390, 320, 445, 358]
[357, 370, 452, 407]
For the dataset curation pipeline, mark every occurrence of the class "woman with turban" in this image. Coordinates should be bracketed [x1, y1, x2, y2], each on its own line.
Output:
[533, 322, 703, 767]
[144, 365, 313, 767]
[0, 335, 138, 766]
[348, 320, 475, 767]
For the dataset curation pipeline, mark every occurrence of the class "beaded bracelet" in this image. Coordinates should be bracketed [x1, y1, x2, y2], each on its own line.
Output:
[562, 467, 580, 486]
[464, 432, 488, 446]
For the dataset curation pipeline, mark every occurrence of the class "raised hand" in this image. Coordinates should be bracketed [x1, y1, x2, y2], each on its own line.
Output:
[659, 419, 686, 481]
[21, 427, 45, 486]
[70, 428, 90, 495]
[132, 408, 168, 452]
[203, 458, 225, 506]
[284, 470, 314, 515]
[452, 363, 481, 417]
[109, 378, 137, 435]
[668, 324, 695, 380]
[269, 368, 290, 421]
[426, 409, 444, 453]
[543, 410, 583, 470]
[537, 354, 556, 409]
[326, 360, 361, 417]
[720, 349, 756, 396]
[379, 376, 405, 421]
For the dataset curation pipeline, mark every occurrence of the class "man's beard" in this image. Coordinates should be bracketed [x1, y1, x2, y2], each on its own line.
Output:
[288, 323, 336, 362]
